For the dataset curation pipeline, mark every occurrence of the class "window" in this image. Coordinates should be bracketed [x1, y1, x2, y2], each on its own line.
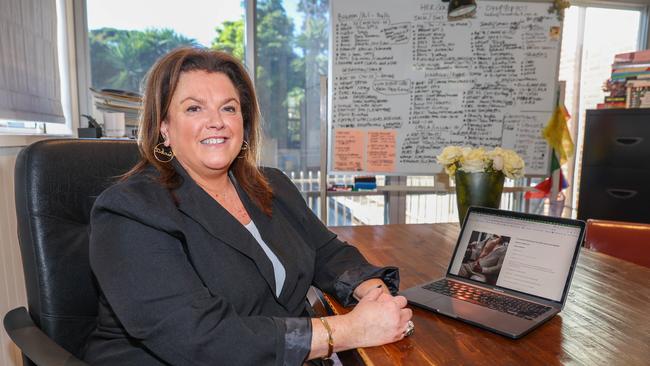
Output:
[80, 1, 648, 224]
[254, 0, 327, 172]
[253, 0, 386, 225]
[86, 0, 244, 134]
[87, 0, 244, 92]
[558, 4, 643, 213]
[0, 0, 72, 136]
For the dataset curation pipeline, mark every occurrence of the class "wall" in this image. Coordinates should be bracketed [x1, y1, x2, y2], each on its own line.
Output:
[0, 147, 25, 366]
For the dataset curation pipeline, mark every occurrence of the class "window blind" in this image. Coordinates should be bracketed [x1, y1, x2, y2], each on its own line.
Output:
[0, 0, 65, 124]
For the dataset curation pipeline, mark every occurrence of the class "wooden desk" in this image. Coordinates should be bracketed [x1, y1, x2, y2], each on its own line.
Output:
[328, 224, 650, 366]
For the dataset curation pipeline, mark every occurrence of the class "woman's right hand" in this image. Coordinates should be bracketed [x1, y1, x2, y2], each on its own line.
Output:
[342, 287, 413, 348]
[308, 287, 413, 360]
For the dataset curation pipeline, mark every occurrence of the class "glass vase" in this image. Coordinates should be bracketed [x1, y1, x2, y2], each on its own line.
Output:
[455, 170, 505, 225]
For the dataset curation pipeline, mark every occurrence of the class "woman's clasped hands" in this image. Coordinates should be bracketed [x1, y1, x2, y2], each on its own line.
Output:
[345, 286, 414, 347]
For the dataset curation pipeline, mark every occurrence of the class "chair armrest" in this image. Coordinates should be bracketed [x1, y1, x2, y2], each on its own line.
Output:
[306, 286, 334, 317]
[3, 307, 89, 366]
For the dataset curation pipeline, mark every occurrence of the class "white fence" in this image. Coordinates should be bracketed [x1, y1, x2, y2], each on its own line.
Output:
[287, 171, 536, 226]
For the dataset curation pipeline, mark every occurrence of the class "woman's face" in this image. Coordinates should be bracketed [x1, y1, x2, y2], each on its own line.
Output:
[161, 70, 244, 180]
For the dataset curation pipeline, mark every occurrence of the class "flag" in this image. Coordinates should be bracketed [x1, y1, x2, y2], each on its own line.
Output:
[542, 105, 574, 165]
[524, 162, 569, 199]
[526, 105, 574, 200]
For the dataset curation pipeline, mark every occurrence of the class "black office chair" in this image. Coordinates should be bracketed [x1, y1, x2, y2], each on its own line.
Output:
[3, 139, 139, 366]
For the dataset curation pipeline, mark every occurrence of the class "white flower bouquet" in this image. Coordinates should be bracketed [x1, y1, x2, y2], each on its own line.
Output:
[436, 146, 525, 179]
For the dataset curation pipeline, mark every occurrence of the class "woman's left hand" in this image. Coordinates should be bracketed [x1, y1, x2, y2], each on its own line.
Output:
[353, 278, 391, 300]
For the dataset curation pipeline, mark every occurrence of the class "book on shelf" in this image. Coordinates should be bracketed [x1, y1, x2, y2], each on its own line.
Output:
[604, 96, 626, 103]
[626, 79, 650, 87]
[626, 80, 650, 108]
[610, 72, 650, 81]
[596, 102, 626, 109]
[612, 64, 650, 72]
[90, 88, 142, 108]
[600, 51, 650, 109]
[90, 88, 143, 126]
[614, 49, 650, 65]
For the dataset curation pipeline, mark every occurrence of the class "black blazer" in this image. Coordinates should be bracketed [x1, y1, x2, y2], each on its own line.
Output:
[83, 163, 398, 366]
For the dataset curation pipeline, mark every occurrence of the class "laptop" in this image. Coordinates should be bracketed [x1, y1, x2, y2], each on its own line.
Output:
[400, 206, 586, 339]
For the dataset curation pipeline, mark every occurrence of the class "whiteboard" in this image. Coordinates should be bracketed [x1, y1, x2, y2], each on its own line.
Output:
[328, 0, 562, 176]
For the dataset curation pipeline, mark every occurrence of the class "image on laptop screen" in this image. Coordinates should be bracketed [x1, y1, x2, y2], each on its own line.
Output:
[448, 211, 582, 302]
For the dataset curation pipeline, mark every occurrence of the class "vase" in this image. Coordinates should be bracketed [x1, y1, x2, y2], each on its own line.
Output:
[455, 170, 505, 225]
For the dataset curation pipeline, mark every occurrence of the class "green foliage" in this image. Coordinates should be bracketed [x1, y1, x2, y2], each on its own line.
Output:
[297, 0, 329, 75]
[254, 0, 302, 147]
[89, 1, 330, 166]
[212, 20, 245, 60]
[89, 28, 198, 93]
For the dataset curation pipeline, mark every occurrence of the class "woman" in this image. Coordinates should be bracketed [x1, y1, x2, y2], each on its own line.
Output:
[83, 47, 413, 365]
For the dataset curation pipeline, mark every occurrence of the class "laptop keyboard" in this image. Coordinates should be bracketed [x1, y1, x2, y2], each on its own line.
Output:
[423, 279, 551, 320]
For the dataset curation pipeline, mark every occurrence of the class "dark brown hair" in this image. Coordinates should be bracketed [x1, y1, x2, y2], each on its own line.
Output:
[125, 47, 273, 216]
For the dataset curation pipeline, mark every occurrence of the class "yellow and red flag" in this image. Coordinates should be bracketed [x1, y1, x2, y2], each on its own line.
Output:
[526, 105, 574, 199]
[542, 105, 574, 165]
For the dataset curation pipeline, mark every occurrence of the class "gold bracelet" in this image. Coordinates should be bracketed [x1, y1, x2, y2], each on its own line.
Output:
[319, 317, 334, 359]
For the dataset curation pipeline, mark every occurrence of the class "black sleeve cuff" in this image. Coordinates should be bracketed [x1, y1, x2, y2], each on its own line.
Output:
[278, 317, 312, 366]
[333, 265, 400, 307]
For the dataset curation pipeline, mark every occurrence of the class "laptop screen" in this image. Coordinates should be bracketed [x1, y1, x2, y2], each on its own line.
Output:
[447, 209, 583, 302]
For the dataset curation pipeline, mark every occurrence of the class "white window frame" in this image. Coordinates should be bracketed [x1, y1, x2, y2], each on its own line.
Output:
[563, 0, 648, 213]
[0, 0, 79, 147]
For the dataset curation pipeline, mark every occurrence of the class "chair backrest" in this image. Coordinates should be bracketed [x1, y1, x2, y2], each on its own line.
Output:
[584, 219, 650, 268]
[14, 139, 139, 362]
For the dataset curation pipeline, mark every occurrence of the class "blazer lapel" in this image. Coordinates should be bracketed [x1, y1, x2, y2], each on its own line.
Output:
[172, 162, 277, 295]
[232, 174, 301, 305]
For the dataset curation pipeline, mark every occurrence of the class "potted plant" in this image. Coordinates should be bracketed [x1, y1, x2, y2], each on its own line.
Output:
[437, 146, 525, 224]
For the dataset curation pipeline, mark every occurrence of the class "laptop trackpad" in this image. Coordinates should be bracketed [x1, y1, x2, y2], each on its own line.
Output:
[430, 296, 535, 336]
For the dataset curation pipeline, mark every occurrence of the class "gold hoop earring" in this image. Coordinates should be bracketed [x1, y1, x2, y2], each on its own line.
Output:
[237, 140, 249, 159]
[153, 142, 174, 163]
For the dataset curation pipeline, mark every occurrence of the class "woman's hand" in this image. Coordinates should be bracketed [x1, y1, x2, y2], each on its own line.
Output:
[308, 287, 413, 360]
[353, 278, 391, 300]
[344, 287, 413, 347]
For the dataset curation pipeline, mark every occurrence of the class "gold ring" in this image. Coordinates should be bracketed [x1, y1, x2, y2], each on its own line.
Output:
[404, 320, 415, 337]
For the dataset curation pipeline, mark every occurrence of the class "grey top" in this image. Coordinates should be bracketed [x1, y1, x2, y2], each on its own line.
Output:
[245, 220, 286, 297]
